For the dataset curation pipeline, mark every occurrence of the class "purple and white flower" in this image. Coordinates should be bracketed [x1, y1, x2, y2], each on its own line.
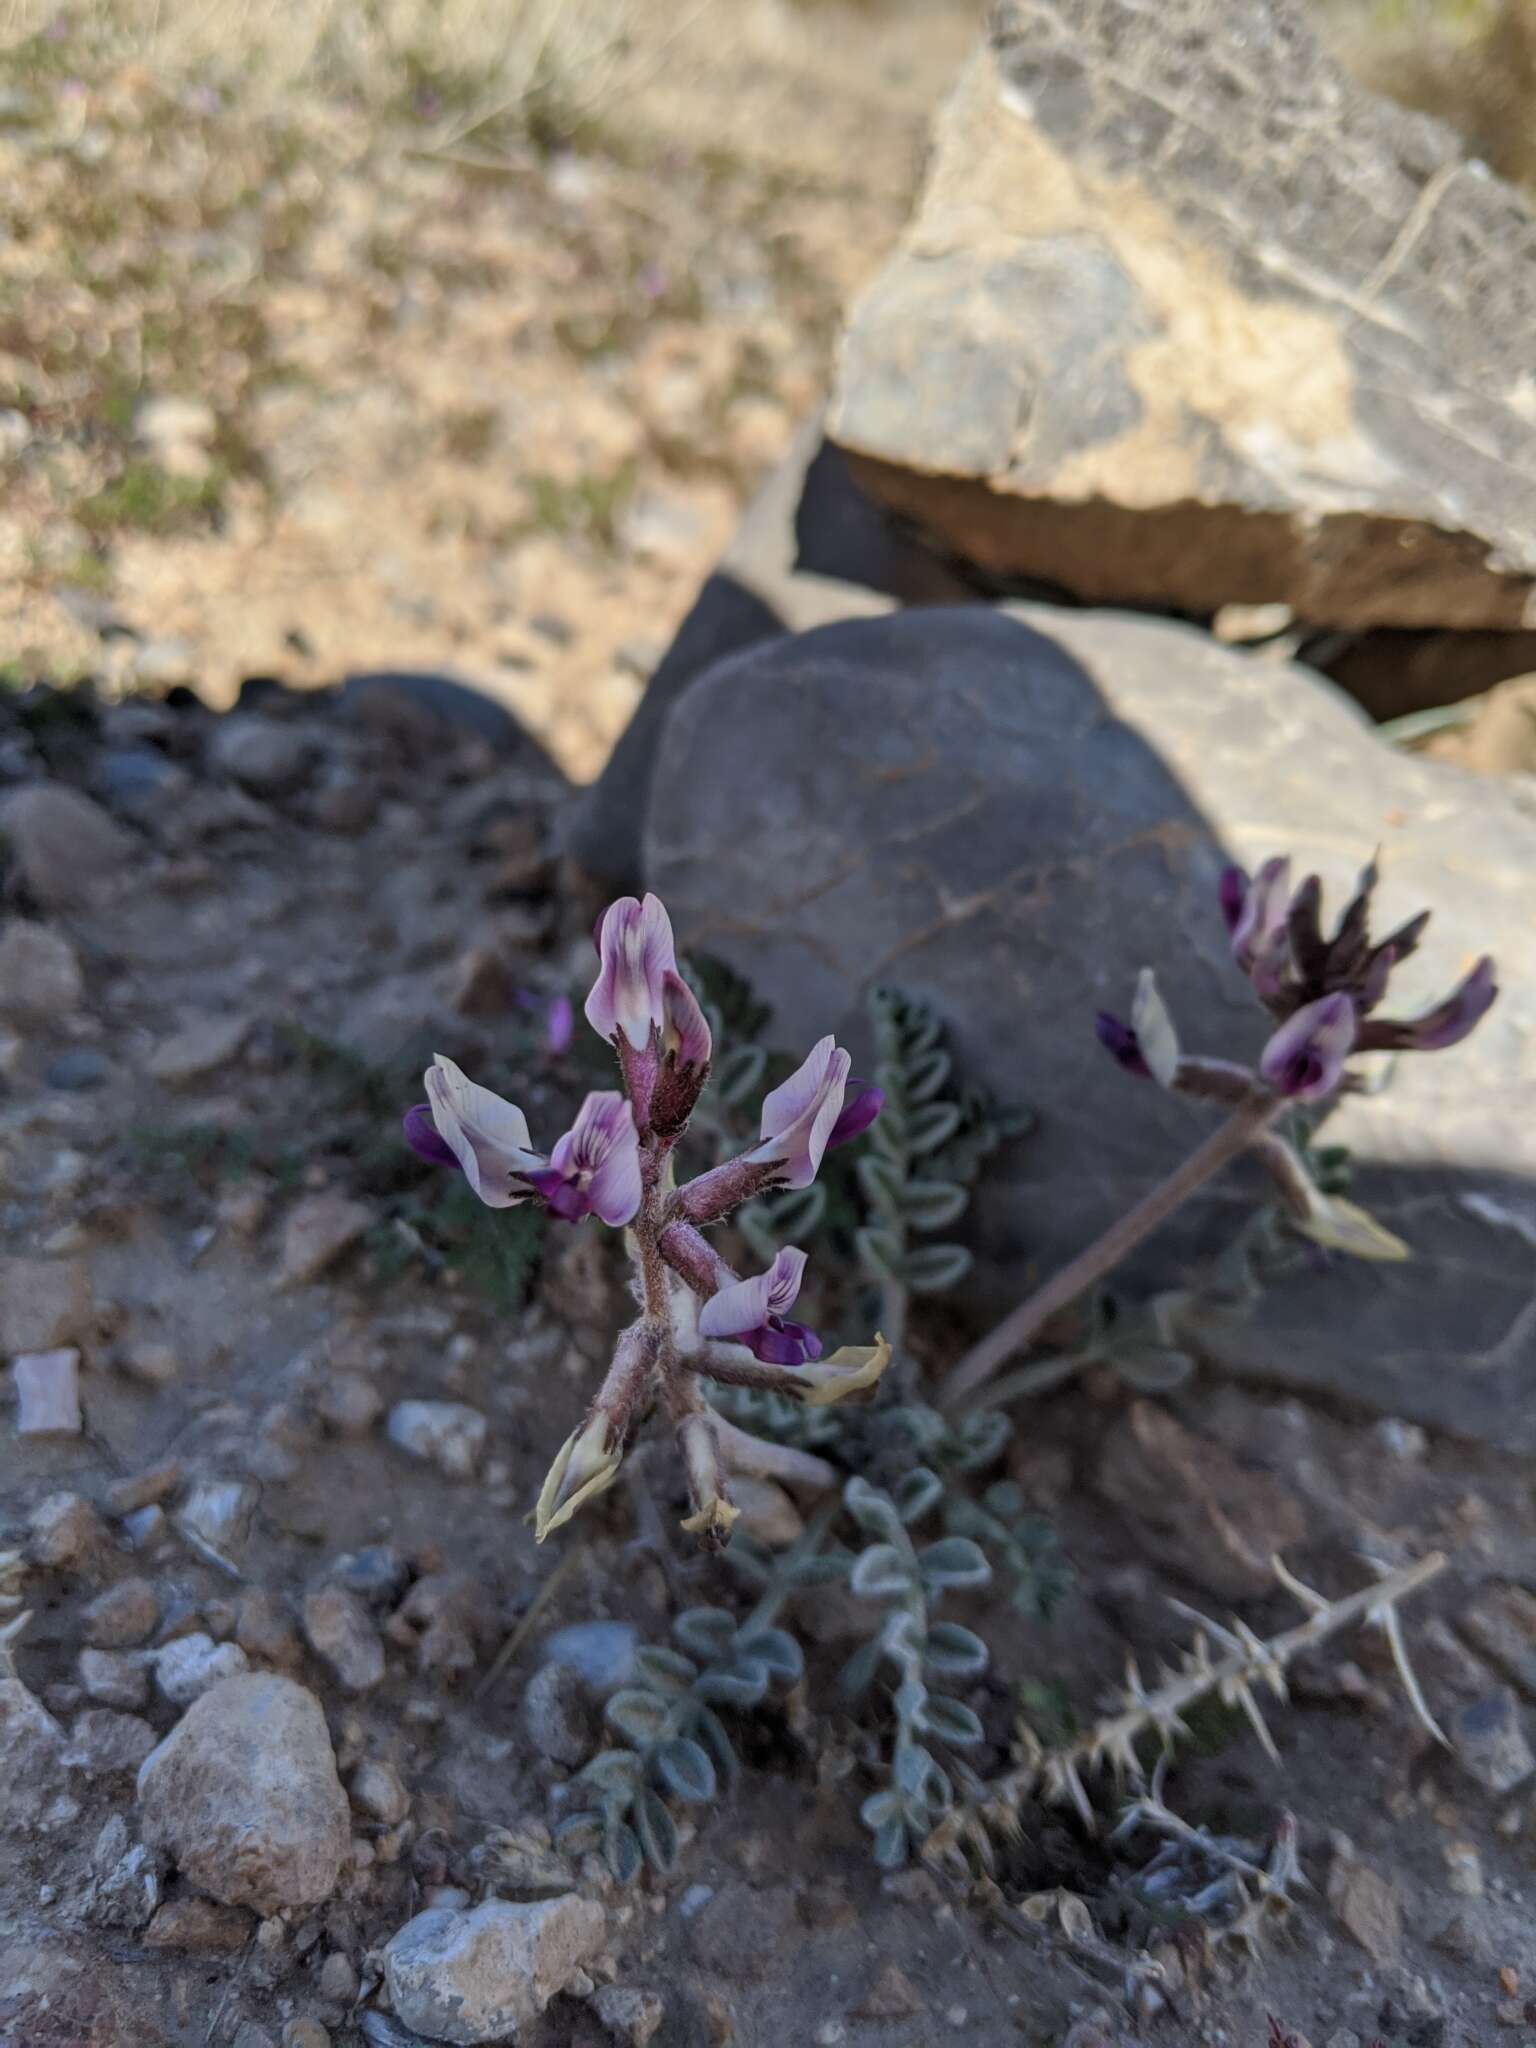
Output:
[409, 1055, 543, 1207]
[1259, 992, 1357, 1101]
[584, 894, 676, 1051]
[750, 1035, 851, 1190]
[698, 1245, 822, 1366]
[523, 1091, 642, 1227]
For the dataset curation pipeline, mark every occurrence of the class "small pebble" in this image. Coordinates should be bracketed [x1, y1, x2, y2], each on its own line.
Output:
[317, 1371, 383, 1436]
[13, 1349, 82, 1435]
[318, 1951, 359, 2002]
[122, 1504, 169, 1553]
[146, 1013, 251, 1085]
[82, 1576, 160, 1647]
[120, 1341, 179, 1388]
[45, 1047, 109, 1091]
[386, 1399, 487, 1479]
[78, 1647, 149, 1710]
[28, 1489, 105, 1570]
[283, 2022, 331, 2048]
[106, 1459, 182, 1513]
[179, 1476, 257, 1561]
[237, 1589, 303, 1668]
[350, 1756, 410, 1824]
[303, 1587, 386, 1693]
[153, 1632, 249, 1704]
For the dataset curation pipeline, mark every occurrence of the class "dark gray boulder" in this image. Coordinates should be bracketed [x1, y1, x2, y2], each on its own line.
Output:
[644, 605, 1536, 1444]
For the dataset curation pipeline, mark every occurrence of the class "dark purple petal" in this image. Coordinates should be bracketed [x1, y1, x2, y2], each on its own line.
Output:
[827, 1080, 884, 1149]
[746, 1318, 823, 1367]
[1218, 865, 1248, 936]
[403, 1104, 459, 1169]
[1357, 943, 1396, 1015]
[1286, 874, 1327, 987]
[1326, 855, 1379, 980]
[1374, 909, 1430, 966]
[1095, 1012, 1150, 1079]
[1359, 955, 1497, 1054]
[524, 1167, 592, 1223]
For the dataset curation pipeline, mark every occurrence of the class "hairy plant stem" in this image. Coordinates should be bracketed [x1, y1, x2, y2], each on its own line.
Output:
[939, 1096, 1281, 1411]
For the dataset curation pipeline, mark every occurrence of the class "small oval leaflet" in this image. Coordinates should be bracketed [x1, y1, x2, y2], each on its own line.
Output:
[850, 1542, 914, 1600]
[604, 1688, 670, 1745]
[917, 1536, 992, 1591]
[654, 1735, 716, 1803]
[922, 1620, 990, 1678]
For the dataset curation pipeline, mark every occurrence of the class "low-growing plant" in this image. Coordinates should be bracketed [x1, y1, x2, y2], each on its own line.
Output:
[555, 1604, 805, 1881]
[401, 892, 892, 1547]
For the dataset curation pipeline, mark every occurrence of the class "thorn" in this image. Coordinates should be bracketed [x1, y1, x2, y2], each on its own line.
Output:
[1271, 1551, 1329, 1615]
[1374, 1597, 1450, 1747]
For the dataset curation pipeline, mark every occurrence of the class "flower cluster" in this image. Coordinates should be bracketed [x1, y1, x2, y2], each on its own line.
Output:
[403, 894, 888, 1547]
[1097, 854, 1497, 1106]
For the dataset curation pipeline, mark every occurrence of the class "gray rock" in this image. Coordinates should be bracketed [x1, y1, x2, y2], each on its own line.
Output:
[829, 0, 1536, 632]
[0, 783, 135, 906]
[521, 1660, 594, 1766]
[387, 1399, 487, 1479]
[137, 1673, 350, 1912]
[177, 1475, 257, 1560]
[0, 1675, 66, 1830]
[0, 919, 85, 1019]
[0, 1252, 92, 1352]
[27, 1489, 104, 1570]
[46, 1046, 110, 1091]
[571, 422, 968, 887]
[644, 604, 1536, 1444]
[591, 1985, 665, 2048]
[12, 1348, 82, 1436]
[342, 670, 550, 758]
[329, 1544, 408, 1607]
[153, 1633, 250, 1704]
[207, 715, 316, 795]
[146, 1013, 252, 1084]
[278, 1191, 375, 1287]
[96, 744, 189, 813]
[1452, 1688, 1536, 1795]
[63, 1708, 158, 1776]
[302, 1586, 386, 1693]
[83, 1576, 159, 1647]
[383, 1896, 607, 2045]
[350, 1756, 410, 1824]
[85, 1821, 161, 1930]
[539, 1621, 639, 1695]
[79, 1648, 149, 1710]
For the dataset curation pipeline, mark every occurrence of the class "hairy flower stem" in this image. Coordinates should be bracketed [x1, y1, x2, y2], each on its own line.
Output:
[939, 1097, 1281, 1411]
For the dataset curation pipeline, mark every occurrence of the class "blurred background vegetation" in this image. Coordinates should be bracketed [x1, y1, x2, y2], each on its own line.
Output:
[2, 0, 1531, 775]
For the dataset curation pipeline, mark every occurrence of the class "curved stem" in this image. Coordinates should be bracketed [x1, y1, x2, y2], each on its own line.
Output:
[710, 1413, 839, 1496]
[938, 1097, 1281, 1411]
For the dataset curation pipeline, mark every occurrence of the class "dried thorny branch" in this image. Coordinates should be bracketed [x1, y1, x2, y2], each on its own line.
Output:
[927, 1549, 1447, 1870]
